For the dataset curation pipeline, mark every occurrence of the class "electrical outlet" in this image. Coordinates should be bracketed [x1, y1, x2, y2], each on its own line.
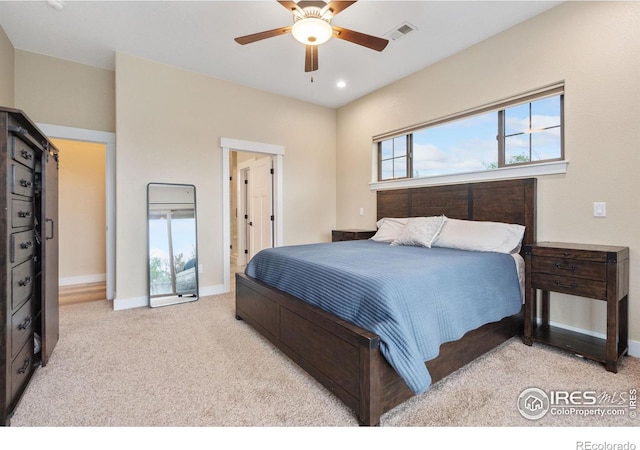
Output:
[198, 264, 203, 273]
[359, 208, 364, 216]
[593, 202, 606, 217]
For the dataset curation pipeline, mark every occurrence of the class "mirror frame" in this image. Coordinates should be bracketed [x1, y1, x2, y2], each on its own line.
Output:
[147, 182, 199, 308]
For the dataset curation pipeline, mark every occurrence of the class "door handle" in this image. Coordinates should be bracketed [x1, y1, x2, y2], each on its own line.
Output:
[46, 218, 55, 240]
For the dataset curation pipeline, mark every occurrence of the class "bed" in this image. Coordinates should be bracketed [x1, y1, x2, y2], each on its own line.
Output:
[235, 178, 536, 425]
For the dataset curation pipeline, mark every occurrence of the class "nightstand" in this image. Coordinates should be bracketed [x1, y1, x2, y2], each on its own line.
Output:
[331, 229, 376, 242]
[523, 242, 629, 372]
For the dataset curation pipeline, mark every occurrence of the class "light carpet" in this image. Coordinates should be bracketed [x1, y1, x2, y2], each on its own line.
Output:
[9, 291, 639, 428]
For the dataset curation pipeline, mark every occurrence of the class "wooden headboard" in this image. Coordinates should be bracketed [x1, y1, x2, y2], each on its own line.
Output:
[377, 178, 537, 246]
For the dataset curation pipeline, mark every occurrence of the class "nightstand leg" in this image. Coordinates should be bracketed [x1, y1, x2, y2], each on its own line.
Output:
[605, 294, 619, 373]
[541, 290, 550, 328]
[523, 287, 534, 345]
[619, 295, 629, 355]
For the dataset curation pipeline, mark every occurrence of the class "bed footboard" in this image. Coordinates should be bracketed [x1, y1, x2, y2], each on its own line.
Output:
[235, 272, 522, 425]
[236, 272, 388, 425]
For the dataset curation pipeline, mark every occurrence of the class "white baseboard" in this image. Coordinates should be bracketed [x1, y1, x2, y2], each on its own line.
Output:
[59, 273, 106, 286]
[112, 284, 228, 311]
[540, 319, 639, 358]
[198, 284, 228, 297]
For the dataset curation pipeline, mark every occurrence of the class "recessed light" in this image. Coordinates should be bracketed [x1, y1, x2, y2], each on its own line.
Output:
[336, 80, 346, 88]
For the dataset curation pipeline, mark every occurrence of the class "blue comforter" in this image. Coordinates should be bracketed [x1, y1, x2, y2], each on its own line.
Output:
[245, 240, 522, 394]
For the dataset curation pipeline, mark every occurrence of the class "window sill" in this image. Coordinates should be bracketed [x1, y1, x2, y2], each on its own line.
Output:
[370, 160, 568, 191]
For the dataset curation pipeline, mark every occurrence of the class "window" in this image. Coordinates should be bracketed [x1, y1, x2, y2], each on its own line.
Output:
[376, 86, 564, 182]
[501, 95, 562, 166]
[379, 135, 409, 180]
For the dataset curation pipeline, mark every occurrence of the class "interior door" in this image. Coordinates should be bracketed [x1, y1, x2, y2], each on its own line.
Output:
[42, 147, 59, 366]
[248, 156, 273, 260]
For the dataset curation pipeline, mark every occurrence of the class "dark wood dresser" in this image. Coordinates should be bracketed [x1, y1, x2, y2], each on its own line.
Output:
[523, 242, 629, 373]
[1, 106, 59, 425]
[331, 229, 376, 242]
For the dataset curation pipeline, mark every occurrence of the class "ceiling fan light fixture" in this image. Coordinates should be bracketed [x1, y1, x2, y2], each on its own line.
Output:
[291, 17, 333, 45]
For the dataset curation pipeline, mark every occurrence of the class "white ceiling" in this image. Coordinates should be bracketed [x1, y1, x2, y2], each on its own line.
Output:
[0, 0, 562, 108]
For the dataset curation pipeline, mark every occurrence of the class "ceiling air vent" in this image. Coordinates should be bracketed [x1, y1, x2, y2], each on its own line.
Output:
[384, 22, 418, 41]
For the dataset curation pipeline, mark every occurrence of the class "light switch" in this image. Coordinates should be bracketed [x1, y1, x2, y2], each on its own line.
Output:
[359, 208, 364, 216]
[593, 202, 606, 217]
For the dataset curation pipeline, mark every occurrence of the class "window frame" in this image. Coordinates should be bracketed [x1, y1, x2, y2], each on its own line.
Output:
[372, 83, 566, 189]
[378, 134, 412, 181]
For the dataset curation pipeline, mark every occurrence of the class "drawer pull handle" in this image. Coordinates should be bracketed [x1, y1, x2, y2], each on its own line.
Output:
[46, 218, 55, 240]
[18, 316, 32, 330]
[554, 280, 577, 289]
[17, 210, 32, 218]
[17, 357, 32, 374]
[19, 179, 33, 188]
[20, 240, 33, 249]
[555, 263, 577, 271]
[20, 149, 33, 161]
[18, 276, 32, 287]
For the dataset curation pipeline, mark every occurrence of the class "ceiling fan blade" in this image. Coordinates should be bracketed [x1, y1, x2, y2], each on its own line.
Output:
[277, 1, 301, 14]
[305, 45, 319, 72]
[323, 1, 357, 17]
[277, 0, 298, 11]
[234, 26, 292, 45]
[331, 25, 389, 52]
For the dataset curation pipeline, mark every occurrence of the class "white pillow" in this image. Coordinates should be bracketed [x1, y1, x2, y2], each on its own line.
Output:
[370, 217, 409, 243]
[390, 216, 446, 248]
[433, 218, 525, 254]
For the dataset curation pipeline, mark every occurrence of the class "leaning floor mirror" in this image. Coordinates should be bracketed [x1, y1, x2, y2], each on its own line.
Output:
[147, 183, 199, 307]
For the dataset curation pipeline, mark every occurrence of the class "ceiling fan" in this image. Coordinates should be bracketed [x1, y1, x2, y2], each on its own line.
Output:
[234, 0, 389, 73]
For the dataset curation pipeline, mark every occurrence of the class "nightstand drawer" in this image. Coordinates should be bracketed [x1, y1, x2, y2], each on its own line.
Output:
[332, 230, 376, 242]
[531, 272, 606, 299]
[528, 245, 613, 262]
[531, 258, 606, 281]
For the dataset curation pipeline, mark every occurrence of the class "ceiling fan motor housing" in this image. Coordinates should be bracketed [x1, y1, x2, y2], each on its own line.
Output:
[292, 5, 333, 45]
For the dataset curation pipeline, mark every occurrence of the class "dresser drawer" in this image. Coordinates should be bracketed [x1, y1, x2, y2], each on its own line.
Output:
[531, 272, 606, 300]
[11, 163, 35, 198]
[11, 339, 34, 402]
[12, 258, 35, 310]
[10, 230, 35, 265]
[531, 257, 606, 281]
[10, 134, 37, 169]
[11, 198, 34, 228]
[11, 298, 34, 357]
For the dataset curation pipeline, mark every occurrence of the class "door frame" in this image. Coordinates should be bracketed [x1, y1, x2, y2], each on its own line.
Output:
[37, 123, 116, 301]
[221, 137, 283, 293]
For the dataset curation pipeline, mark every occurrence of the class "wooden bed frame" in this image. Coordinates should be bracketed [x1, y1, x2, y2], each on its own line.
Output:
[235, 178, 536, 425]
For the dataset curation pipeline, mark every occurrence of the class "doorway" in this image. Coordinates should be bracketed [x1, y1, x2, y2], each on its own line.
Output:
[51, 138, 107, 303]
[37, 123, 116, 301]
[234, 153, 275, 265]
[221, 138, 284, 293]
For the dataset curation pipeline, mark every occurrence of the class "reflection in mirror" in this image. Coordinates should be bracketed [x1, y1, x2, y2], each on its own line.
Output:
[148, 183, 198, 308]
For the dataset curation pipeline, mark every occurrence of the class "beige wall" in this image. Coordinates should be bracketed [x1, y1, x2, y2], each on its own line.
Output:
[0, 25, 14, 107]
[52, 138, 107, 284]
[336, 2, 640, 341]
[14, 50, 115, 132]
[115, 53, 336, 302]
